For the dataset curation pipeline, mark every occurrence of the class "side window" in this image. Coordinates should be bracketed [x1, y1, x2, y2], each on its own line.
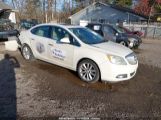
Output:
[51, 27, 70, 41]
[51, 27, 71, 42]
[31, 26, 50, 38]
[50, 26, 80, 46]
[104, 26, 115, 35]
[50, 27, 59, 41]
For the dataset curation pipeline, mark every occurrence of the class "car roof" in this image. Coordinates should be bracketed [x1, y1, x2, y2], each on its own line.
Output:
[35, 23, 83, 29]
[87, 23, 102, 25]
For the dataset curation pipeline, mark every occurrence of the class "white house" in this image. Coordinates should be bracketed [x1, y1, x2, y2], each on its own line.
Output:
[69, 2, 147, 25]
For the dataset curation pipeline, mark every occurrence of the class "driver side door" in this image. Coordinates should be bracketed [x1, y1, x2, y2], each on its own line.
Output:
[103, 26, 116, 42]
[47, 26, 75, 69]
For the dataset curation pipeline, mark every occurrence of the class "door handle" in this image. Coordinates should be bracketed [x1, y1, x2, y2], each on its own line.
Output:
[48, 44, 54, 46]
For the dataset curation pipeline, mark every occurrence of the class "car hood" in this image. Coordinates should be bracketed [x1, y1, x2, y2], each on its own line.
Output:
[127, 34, 142, 42]
[92, 41, 133, 57]
[119, 33, 128, 37]
[119, 33, 141, 42]
[128, 34, 139, 39]
[120, 32, 138, 38]
[117, 33, 128, 40]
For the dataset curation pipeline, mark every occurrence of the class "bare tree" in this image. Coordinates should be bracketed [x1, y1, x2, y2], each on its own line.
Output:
[11, 0, 26, 21]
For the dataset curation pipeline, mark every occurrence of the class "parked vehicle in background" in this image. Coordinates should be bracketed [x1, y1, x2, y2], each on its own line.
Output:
[85, 23, 141, 49]
[86, 23, 104, 36]
[118, 25, 143, 37]
[113, 25, 142, 48]
[19, 23, 138, 83]
[0, 9, 19, 39]
[19, 19, 38, 30]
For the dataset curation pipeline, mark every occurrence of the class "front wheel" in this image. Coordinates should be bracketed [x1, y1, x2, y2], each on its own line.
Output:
[77, 59, 100, 83]
[120, 41, 127, 47]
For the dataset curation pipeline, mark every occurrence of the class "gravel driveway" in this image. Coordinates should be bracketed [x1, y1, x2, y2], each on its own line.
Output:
[0, 39, 161, 120]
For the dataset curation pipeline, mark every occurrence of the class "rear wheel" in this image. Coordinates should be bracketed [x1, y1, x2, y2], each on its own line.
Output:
[21, 45, 34, 60]
[77, 59, 100, 83]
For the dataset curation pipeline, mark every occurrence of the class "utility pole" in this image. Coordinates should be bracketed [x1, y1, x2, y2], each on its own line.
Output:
[11, 0, 15, 9]
[148, 0, 156, 25]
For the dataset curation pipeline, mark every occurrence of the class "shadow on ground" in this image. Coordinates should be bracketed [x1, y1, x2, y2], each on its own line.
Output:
[0, 54, 20, 120]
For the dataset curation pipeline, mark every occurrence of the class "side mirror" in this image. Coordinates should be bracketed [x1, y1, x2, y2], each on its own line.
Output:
[60, 37, 70, 44]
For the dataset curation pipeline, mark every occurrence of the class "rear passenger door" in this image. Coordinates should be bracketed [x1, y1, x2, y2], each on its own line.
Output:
[30, 25, 50, 60]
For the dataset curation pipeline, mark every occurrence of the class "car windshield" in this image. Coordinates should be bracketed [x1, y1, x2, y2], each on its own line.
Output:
[113, 25, 126, 33]
[69, 27, 106, 44]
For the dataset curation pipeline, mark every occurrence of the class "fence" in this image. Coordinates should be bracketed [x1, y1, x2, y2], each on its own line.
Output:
[87, 20, 161, 39]
[124, 23, 161, 39]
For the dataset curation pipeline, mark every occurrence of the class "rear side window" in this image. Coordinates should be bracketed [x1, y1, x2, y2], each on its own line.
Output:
[31, 26, 50, 38]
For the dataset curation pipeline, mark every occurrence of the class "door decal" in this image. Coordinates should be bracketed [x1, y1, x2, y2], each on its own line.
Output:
[51, 48, 66, 60]
[36, 42, 45, 53]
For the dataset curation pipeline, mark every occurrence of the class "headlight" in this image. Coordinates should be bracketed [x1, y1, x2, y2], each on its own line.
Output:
[107, 55, 127, 65]
[128, 38, 138, 48]
[126, 52, 138, 65]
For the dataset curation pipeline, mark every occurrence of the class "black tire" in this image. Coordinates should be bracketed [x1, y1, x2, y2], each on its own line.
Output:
[120, 41, 128, 47]
[21, 44, 34, 60]
[77, 59, 100, 83]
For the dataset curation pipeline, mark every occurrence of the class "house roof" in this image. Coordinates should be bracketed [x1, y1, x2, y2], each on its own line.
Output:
[0, 1, 13, 9]
[69, 2, 148, 19]
[110, 4, 148, 19]
[69, 2, 96, 19]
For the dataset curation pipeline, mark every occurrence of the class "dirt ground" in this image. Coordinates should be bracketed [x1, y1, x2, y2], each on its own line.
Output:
[0, 39, 161, 120]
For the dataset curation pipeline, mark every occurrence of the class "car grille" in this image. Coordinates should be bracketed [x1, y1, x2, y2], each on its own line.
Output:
[126, 52, 138, 65]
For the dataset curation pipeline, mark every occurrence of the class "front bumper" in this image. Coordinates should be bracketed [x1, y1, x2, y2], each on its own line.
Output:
[99, 61, 138, 82]
[0, 30, 19, 39]
[129, 40, 140, 48]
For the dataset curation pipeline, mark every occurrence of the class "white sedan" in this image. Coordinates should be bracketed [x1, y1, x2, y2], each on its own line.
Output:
[19, 23, 138, 83]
